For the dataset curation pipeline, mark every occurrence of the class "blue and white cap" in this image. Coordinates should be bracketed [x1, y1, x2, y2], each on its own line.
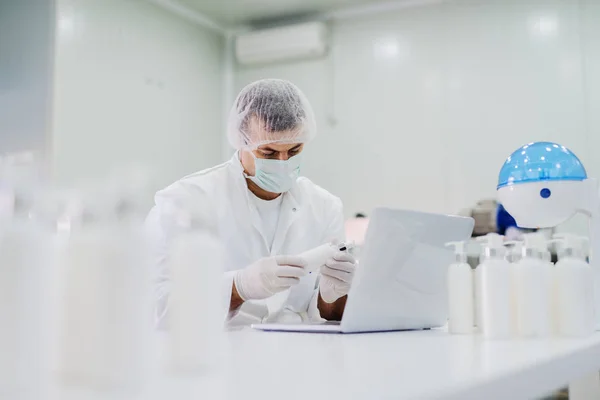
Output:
[497, 142, 587, 189]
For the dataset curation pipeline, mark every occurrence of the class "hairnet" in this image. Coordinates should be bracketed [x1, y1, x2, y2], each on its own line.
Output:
[227, 79, 317, 150]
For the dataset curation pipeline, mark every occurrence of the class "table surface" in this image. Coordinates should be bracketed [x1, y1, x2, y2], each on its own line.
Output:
[132, 329, 600, 400]
[53, 329, 600, 400]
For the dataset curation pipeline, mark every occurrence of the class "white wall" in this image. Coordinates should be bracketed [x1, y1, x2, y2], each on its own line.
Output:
[234, 0, 600, 226]
[51, 0, 224, 191]
[582, 0, 600, 178]
[0, 0, 55, 156]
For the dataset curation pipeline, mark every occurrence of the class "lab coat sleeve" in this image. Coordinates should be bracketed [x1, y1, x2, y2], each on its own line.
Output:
[145, 205, 171, 330]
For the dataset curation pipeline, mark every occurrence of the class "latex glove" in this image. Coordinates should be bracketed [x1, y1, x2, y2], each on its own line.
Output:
[319, 252, 357, 303]
[233, 256, 307, 301]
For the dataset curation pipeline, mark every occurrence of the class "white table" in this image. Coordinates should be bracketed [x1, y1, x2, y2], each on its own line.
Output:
[53, 329, 600, 400]
[142, 329, 600, 400]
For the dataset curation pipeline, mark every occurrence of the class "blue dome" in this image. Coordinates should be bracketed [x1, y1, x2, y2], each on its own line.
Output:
[498, 142, 587, 189]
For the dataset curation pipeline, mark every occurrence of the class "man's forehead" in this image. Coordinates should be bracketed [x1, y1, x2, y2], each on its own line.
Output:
[248, 115, 302, 146]
[258, 143, 303, 152]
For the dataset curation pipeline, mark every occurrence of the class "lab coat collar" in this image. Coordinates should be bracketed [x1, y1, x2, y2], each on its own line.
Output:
[229, 151, 301, 255]
[230, 152, 270, 252]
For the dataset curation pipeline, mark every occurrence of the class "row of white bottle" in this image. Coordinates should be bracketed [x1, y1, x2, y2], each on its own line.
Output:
[57, 190, 154, 390]
[447, 232, 595, 339]
[0, 167, 225, 399]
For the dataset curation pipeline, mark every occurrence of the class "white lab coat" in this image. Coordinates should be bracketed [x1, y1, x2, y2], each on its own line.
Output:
[145, 152, 345, 327]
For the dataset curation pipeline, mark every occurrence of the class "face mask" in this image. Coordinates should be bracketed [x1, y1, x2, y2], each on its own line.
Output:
[246, 153, 302, 193]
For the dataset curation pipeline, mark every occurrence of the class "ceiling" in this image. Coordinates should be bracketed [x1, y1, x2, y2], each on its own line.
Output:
[177, 0, 392, 26]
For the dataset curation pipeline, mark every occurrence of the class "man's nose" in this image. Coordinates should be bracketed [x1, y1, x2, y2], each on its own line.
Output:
[277, 152, 290, 161]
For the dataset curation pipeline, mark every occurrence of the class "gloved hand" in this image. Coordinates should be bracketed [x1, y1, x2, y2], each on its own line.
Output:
[319, 252, 357, 303]
[233, 256, 307, 301]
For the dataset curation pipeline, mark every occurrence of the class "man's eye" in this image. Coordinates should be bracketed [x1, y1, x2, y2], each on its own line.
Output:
[259, 151, 275, 157]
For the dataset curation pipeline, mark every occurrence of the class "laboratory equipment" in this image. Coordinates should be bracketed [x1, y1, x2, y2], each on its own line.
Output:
[551, 234, 595, 337]
[511, 235, 553, 337]
[168, 207, 225, 374]
[445, 241, 474, 334]
[477, 234, 512, 339]
[497, 141, 600, 328]
[299, 241, 352, 273]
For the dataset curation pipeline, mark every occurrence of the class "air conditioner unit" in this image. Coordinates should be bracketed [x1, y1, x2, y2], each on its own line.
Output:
[235, 22, 329, 66]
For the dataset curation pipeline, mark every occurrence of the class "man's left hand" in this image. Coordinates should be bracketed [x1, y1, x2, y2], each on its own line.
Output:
[319, 252, 357, 303]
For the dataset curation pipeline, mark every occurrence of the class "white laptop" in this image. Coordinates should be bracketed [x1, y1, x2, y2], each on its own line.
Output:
[252, 207, 474, 334]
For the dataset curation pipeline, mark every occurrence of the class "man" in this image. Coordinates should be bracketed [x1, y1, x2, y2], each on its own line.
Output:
[146, 79, 357, 326]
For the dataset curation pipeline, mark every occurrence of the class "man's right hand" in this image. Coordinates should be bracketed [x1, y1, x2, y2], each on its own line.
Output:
[233, 256, 307, 301]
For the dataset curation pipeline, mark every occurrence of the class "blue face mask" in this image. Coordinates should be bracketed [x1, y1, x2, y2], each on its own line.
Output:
[246, 153, 302, 193]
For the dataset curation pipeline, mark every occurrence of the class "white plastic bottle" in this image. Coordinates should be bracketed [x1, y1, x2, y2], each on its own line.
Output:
[445, 241, 474, 334]
[168, 208, 225, 374]
[0, 189, 54, 399]
[504, 240, 522, 336]
[476, 234, 512, 339]
[552, 234, 595, 337]
[57, 190, 153, 390]
[474, 233, 504, 331]
[474, 247, 484, 331]
[512, 235, 553, 337]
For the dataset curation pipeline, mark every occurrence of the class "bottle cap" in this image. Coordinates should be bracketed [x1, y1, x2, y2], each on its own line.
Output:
[550, 233, 588, 261]
[504, 241, 523, 263]
[445, 241, 468, 263]
[513, 232, 549, 260]
[476, 233, 507, 260]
